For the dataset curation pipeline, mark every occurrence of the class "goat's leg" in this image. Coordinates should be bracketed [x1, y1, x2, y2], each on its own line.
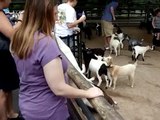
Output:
[110, 47, 113, 55]
[86, 68, 90, 78]
[96, 73, 103, 87]
[90, 76, 96, 81]
[132, 51, 135, 61]
[114, 47, 118, 56]
[107, 72, 113, 87]
[104, 75, 109, 88]
[121, 42, 124, 49]
[142, 53, 145, 61]
[137, 54, 141, 61]
[128, 74, 134, 88]
[112, 77, 117, 90]
[118, 46, 121, 55]
[135, 53, 139, 61]
[132, 55, 135, 61]
[130, 73, 135, 88]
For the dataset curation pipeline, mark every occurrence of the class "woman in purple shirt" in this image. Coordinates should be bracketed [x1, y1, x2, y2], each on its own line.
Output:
[10, 0, 104, 120]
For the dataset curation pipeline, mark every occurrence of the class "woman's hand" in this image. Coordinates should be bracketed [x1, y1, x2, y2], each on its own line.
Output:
[86, 86, 104, 98]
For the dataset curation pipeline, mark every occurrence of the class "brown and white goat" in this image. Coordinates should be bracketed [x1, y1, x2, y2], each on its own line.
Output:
[108, 61, 138, 90]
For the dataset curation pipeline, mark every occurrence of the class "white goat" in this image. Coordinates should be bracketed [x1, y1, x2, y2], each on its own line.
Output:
[109, 34, 121, 56]
[132, 45, 153, 61]
[109, 61, 138, 90]
[117, 33, 129, 49]
[87, 55, 113, 88]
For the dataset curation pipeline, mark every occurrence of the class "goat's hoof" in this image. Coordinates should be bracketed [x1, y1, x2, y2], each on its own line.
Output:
[105, 86, 108, 89]
[114, 101, 118, 105]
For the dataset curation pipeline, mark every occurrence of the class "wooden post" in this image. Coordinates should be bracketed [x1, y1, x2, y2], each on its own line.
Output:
[67, 65, 124, 120]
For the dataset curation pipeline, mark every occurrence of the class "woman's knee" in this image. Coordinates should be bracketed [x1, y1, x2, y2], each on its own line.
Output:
[0, 90, 7, 104]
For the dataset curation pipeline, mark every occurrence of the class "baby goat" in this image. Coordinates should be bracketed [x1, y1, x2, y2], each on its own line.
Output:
[109, 34, 121, 56]
[128, 38, 144, 51]
[109, 61, 138, 90]
[81, 41, 107, 72]
[114, 24, 128, 49]
[87, 58, 112, 88]
[132, 45, 153, 61]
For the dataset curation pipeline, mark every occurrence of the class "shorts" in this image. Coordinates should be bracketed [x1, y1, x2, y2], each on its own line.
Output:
[101, 20, 113, 37]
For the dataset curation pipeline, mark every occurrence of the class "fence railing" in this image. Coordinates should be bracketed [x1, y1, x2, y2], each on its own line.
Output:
[67, 65, 124, 120]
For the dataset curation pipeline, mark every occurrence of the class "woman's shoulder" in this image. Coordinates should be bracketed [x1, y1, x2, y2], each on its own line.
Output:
[34, 32, 57, 48]
[35, 32, 53, 42]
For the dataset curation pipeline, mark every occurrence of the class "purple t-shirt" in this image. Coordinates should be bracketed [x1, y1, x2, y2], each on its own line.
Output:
[13, 32, 69, 120]
[101, 2, 118, 22]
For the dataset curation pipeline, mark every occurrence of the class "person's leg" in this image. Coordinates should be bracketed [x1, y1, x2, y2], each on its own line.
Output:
[0, 90, 7, 120]
[101, 20, 107, 46]
[105, 36, 111, 49]
[6, 91, 18, 118]
[101, 20, 111, 48]
[104, 21, 113, 48]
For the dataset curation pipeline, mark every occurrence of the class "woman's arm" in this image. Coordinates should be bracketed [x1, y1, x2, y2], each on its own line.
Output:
[43, 57, 103, 98]
[0, 11, 22, 39]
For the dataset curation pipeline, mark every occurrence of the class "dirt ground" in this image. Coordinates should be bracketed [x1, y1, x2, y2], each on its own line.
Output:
[84, 27, 160, 120]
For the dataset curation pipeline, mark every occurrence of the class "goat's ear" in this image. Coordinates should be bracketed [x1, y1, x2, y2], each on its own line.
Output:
[94, 54, 98, 58]
[109, 64, 113, 68]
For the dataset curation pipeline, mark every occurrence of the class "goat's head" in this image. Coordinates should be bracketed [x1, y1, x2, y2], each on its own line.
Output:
[102, 55, 113, 66]
[123, 34, 130, 41]
[129, 38, 144, 46]
[111, 33, 119, 41]
[147, 45, 154, 50]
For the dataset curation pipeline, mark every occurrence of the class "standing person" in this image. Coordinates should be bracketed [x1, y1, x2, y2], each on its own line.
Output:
[54, 0, 86, 48]
[10, 0, 104, 120]
[0, 0, 23, 120]
[101, 0, 118, 49]
[152, 8, 160, 40]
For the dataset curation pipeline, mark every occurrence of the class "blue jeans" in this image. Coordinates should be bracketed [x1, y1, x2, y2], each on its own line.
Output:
[60, 35, 74, 49]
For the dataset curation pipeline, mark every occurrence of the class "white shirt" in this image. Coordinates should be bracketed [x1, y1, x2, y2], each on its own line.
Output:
[55, 3, 77, 37]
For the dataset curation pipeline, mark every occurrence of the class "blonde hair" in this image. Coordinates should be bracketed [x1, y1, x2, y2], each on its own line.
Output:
[11, 0, 57, 59]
